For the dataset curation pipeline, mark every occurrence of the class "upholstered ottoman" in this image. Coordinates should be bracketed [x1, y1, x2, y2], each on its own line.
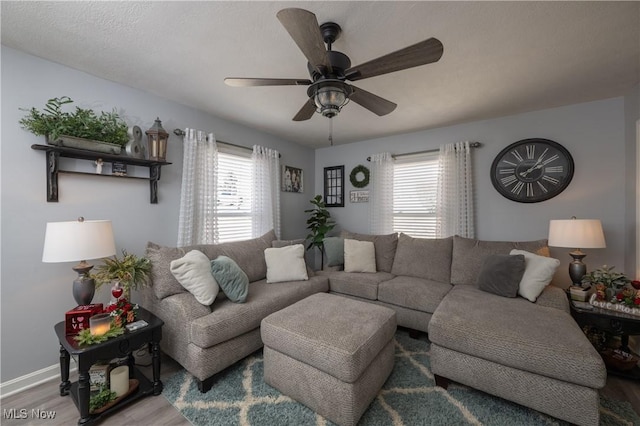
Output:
[261, 293, 397, 426]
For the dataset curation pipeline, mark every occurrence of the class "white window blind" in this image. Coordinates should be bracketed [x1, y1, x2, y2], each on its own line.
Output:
[393, 152, 439, 238]
[216, 148, 253, 243]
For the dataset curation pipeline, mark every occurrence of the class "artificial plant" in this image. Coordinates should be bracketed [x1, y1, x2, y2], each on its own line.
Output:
[305, 195, 335, 268]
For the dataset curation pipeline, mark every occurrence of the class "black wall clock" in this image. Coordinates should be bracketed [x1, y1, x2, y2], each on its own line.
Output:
[490, 138, 574, 203]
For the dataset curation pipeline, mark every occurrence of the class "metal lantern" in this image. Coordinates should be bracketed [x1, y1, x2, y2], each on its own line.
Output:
[145, 117, 169, 161]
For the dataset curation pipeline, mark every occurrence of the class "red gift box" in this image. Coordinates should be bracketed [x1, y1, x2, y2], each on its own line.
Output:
[65, 304, 103, 336]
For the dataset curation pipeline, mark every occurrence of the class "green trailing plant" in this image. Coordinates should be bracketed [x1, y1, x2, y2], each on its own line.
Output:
[89, 386, 118, 412]
[93, 250, 151, 296]
[74, 325, 125, 346]
[19, 96, 129, 146]
[305, 195, 335, 268]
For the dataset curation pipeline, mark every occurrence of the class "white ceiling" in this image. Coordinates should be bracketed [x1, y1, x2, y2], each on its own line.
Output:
[2, 1, 639, 148]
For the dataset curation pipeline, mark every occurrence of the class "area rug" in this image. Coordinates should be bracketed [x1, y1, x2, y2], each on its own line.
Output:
[163, 330, 640, 425]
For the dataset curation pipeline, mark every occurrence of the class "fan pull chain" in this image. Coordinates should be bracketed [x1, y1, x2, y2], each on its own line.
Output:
[328, 117, 334, 146]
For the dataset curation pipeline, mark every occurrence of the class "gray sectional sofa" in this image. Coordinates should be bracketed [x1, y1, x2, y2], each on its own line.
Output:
[140, 229, 606, 426]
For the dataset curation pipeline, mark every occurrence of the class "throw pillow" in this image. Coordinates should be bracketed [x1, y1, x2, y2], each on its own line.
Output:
[210, 256, 249, 303]
[476, 254, 526, 298]
[323, 237, 345, 267]
[264, 244, 309, 283]
[340, 231, 398, 272]
[511, 249, 561, 302]
[272, 239, 315, 277]
[170, 250, 219, 305]
[344, 239, 376, 273]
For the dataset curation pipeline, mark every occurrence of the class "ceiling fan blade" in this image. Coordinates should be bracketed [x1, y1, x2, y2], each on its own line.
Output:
[225, 78, 311, 87]
[350, 86, 397, 116]
[276, 8, 331, 74]
[292, 99, 317, 121]
[345, 38, 443, 81]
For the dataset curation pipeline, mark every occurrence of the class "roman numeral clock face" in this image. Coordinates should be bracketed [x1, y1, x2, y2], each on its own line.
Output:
[490, 139, 574, 203]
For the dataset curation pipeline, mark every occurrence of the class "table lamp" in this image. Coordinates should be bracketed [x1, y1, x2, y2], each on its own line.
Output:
[548, 217, 606, 286]
[42, 217, 116, 305]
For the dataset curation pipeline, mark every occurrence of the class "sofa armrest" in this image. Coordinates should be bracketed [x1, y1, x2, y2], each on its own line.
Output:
[534, 285, 570, 313]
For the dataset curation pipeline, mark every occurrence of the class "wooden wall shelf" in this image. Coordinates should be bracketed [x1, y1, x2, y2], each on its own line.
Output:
[31, 144, 172, 204]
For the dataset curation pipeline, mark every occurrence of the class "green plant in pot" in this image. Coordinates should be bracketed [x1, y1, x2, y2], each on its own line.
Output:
[93, 250, 151, 300]
[582, 265, 631, 300]
[19, 96, 129, 153]
[305, 195, 335, 269]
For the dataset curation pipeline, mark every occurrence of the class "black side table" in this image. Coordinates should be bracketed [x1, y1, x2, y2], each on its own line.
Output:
[570, 300, 640, 380]
[54, 307, 164, 425]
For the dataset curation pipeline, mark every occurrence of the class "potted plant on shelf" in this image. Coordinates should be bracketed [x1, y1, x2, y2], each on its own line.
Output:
[19, 96, 129, 154]
[305, 195, 335, 269]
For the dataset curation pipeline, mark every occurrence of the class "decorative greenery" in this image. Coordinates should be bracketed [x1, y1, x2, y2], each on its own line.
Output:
[349, 164, 370, 188]
[305, 195, 335, 268]
[89, 386, 117, 413]
[93, 250, 151, 295]
[19, 96, 129, 146]
[105, 298, 138, 328]
[74, 325, 125, 346]
[582, 265, 630, 290]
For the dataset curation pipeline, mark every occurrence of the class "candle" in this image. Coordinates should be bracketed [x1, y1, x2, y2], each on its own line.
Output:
[110, 365, 129, 397]
[89, 313, 111, 336]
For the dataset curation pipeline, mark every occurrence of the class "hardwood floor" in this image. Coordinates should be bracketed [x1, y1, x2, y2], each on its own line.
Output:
[2, 351, 639, 425]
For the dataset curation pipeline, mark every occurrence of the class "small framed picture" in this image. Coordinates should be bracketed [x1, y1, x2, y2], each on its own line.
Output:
[350, 190, 369, 203]
[324, 165, 344, 207]
[282, 165, 304, 193]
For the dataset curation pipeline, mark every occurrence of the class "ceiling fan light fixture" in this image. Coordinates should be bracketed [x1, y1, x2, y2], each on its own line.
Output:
[310, 80, 353, 118]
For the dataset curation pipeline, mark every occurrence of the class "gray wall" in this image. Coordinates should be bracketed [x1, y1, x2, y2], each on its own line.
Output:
[0, 46, 315, 382]
[315, 97, 632, 287]
[624, 84, 639, 277]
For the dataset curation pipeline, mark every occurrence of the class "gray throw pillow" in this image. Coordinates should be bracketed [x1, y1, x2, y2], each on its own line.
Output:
[210, 255, 249, 303]
[476, 254, 526, 298]
[323, 237, 345, 267]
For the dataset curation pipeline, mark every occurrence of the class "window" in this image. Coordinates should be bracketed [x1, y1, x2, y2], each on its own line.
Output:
[393, 152, 439, 238]
[216, 146, 253, 243]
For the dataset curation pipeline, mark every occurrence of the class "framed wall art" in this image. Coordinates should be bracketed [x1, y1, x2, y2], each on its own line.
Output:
[324, 165, 344, 207]
[282, 165, 304, 193]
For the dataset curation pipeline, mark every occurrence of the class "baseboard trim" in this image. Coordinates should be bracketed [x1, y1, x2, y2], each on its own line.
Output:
[0, 361, 77, 399]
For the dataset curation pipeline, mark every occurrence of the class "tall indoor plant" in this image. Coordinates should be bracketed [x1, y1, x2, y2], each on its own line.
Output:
[305, 195, 335, 269]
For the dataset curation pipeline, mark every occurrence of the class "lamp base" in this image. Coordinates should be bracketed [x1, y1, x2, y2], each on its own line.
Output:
[72, 261, 95, 306]
[568, 249, 587, 287]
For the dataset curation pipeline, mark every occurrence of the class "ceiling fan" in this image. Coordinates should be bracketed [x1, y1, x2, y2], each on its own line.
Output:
[225, 8, 444, 121]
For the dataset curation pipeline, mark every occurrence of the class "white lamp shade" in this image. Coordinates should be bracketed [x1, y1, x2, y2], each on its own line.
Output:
[42, 219, 116, 263]
[548, 219, 606, 249]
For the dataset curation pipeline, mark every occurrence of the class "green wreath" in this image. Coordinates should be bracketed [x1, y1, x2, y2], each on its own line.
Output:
[349, 165, 370, 188]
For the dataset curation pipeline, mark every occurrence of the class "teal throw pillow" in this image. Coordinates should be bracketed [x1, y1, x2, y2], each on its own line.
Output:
[210, 256, 249, 303]
[323, 237, 345, 267]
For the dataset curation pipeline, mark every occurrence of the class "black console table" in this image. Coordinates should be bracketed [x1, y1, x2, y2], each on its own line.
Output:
[55, 307, 164, 425]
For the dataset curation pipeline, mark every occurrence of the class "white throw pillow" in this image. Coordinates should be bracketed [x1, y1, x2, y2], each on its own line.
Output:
[264, 244, 309, 283]
[344, 239, 376, 273]
[510, 249, 561, 302]
[170, 250, 219, 305]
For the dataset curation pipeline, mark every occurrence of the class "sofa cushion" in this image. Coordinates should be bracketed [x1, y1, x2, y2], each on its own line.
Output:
[170, 250, 219, 305]
[475, 254, 525, 298]
[147, 241, 188, 299]
[344, 239, 376, 273]
[378, 276, 452, 314]
[391, 234, 453, 283]
[189, 276, 329, 348]
[340, 231, 398, 273]
[321, 271, 395, 300]
[511, 249, 561, 302]
[323, 237, 345, 267]
[210, 256, 249, 303]
[265, 244, 308, 283]
[450, 236, 549, 286]
[428, 285, 606, 389]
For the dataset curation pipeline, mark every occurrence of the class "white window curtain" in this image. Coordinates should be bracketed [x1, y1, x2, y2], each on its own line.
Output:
[369, 152, 394, 234]
[177, 129, 218, 246]
[436, 141, 475, 238]
[251, 145, 281, 238]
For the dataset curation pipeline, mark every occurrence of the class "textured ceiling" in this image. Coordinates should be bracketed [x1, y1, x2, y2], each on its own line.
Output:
[2, 1, 639, 148]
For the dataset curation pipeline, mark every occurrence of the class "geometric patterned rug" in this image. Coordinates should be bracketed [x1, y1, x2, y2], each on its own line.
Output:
[163, 329, 640, 426]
